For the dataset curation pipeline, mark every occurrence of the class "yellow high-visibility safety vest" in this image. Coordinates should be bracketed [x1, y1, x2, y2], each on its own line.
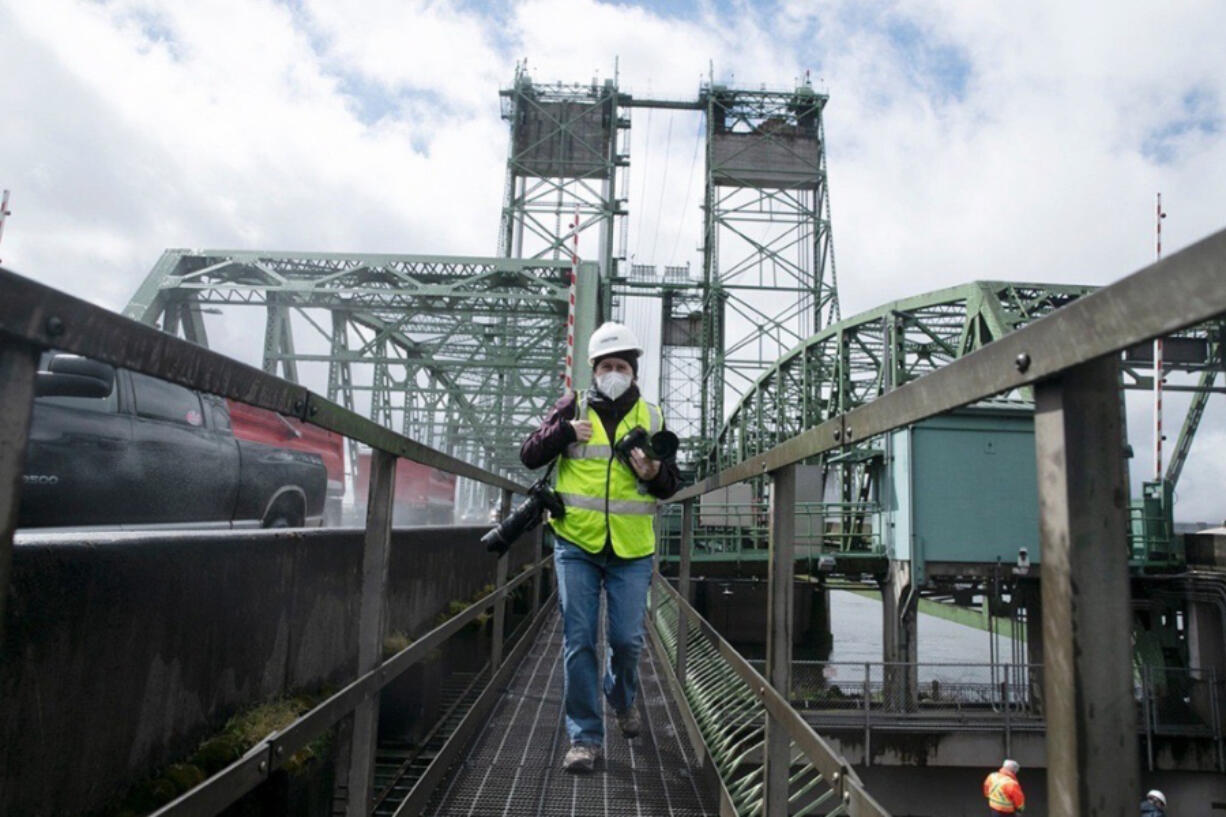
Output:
[549, 393, 663, 558]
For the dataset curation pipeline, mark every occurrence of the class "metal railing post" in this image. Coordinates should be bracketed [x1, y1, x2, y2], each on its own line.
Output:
[863, 662, 872, 767]
[676, 498, 694, 682]
[491, 488, 512, 672]
[1210, 668, 1224, 773]
[1003, 670, 1012, 757]
[764, 464, 796, 817]
[530, 526, 543, 618]
[345, 448, 397, 817]
[1143, 666, 1154, 771]
[1035, 356, 1138, 817]
[0, 343, 38, 650]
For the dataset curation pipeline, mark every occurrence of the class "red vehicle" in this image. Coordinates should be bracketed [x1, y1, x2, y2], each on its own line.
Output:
[227, 400, 346, 526]
[355, 449, 456, 526]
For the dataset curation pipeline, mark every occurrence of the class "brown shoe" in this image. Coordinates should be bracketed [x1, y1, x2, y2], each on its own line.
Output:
[562, 742, 600, 773]
[617, 706, 642, 738]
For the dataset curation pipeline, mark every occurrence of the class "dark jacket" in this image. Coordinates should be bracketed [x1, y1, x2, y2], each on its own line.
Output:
[1140, 800, 1166, 817]
[520, 385, 681, 500]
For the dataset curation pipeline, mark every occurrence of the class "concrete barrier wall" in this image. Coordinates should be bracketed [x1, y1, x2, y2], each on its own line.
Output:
[0, 524, 537, 817]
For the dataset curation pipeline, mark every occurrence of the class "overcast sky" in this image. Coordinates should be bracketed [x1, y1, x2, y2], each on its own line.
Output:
[3, 0, 1224, 521]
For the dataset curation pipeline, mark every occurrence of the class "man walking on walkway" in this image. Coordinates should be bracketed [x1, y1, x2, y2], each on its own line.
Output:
[983, 759, 1025, 814]
[520, 322, 680, 773]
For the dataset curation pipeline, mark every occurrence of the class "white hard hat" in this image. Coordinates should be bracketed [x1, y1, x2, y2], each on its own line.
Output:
[1147, 790, 1166, 807]
[587, 321, 643, 366]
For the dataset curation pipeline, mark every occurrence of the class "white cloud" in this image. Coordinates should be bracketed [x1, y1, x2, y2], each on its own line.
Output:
[301, 0, 507, 112]
[2, 0, 1224, 520]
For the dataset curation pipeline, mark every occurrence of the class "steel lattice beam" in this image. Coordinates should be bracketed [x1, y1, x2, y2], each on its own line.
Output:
[124, 250, 599, 488]
[498, 64, 628, 290]
[715, 280, 1221, 520]
[698, 84, 840, 470]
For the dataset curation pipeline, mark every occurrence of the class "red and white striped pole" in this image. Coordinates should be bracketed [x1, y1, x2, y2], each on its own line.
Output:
[1153, 193, 1166, 481]
[564, 205, 580, 392]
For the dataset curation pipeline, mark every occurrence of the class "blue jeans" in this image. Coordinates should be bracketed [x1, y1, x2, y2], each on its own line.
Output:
[554, 536, 654, 746]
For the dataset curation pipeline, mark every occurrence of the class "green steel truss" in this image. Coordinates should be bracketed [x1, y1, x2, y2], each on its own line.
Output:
[513, 75, 845, 475]
[498, 63, 628, 286]
[1154, 321, 1224, 487]
[700, 83, 840, 464]
[656, 270, 705, 446]
[716, 282, 1092, 469]
[715, 280, 1223, 502]
[123, 250, 600, 488]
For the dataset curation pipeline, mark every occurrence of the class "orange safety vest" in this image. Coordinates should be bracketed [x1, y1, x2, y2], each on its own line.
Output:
[983, 769, 1025, 813]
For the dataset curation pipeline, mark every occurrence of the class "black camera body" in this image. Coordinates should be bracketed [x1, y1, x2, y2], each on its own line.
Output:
[613, 427, 679, 467]
[481, 479, 565, 557]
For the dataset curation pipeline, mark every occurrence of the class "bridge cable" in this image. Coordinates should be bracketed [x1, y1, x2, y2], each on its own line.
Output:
[668, 113, 706, 269]
[649, 113, 674, 263]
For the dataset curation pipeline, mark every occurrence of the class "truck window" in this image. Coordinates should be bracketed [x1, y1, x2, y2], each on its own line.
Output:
[35, 391, 119, 414]
[35, 351, 118, 414]
[130, 371, 205, 427]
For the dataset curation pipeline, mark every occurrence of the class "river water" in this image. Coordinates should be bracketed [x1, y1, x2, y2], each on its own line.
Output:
[827, 590, 1003, 664]
[825, 590, 1019, 688]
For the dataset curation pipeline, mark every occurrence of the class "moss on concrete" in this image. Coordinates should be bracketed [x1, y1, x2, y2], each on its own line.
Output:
[383, 630, 414, 657]
[95, 692, 332, 817]
[433, 583, 497, 631]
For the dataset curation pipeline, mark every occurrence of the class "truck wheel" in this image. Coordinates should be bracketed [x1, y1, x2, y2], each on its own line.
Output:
[263, 496, 305, 528]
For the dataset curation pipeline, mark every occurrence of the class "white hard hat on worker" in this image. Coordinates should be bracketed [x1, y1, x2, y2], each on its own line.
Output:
[587, 322, 643, 366]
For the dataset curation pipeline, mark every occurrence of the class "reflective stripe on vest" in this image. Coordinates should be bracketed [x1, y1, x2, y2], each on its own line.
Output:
[646, 402, 663, 434]
[549, 395, 659, 558]
[559, 492, 658, 515]
[565, 443, 612, 460]
[987, 774, 1016, 812]
[566, 401, 662, 459]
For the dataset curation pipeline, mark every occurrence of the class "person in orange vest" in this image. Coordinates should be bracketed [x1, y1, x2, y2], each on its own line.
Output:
[983, 759, 1025, 814]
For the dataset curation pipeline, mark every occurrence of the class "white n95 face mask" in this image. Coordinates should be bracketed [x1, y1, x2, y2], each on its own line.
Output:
[596, 371, 632, 400]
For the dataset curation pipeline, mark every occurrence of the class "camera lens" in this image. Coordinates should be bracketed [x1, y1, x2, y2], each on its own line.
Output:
[482, 490, 546, 555]
[648, 430, 679, 460]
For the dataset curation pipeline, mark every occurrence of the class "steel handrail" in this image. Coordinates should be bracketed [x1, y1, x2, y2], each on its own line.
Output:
[149, 554, 553, 817]
[651, 574, 890, 817]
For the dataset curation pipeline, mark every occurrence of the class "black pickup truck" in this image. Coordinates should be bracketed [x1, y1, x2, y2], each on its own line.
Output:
[18, 353, 327, 530]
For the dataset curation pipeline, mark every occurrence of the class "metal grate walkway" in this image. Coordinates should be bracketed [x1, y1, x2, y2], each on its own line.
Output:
[423, 610, 718, 816]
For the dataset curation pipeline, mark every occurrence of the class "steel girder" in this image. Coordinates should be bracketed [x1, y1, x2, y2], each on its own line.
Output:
[700, 84, 840, 465]
[498, 63, 628, 291]
[123, 249, 597, 482]
[1163, 321, 1224, 487]
[497, 73, 846, 482]
[608, 267, 708, 463]
[715, 281, 1223, 479]
[715, 282, 1090, 470]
